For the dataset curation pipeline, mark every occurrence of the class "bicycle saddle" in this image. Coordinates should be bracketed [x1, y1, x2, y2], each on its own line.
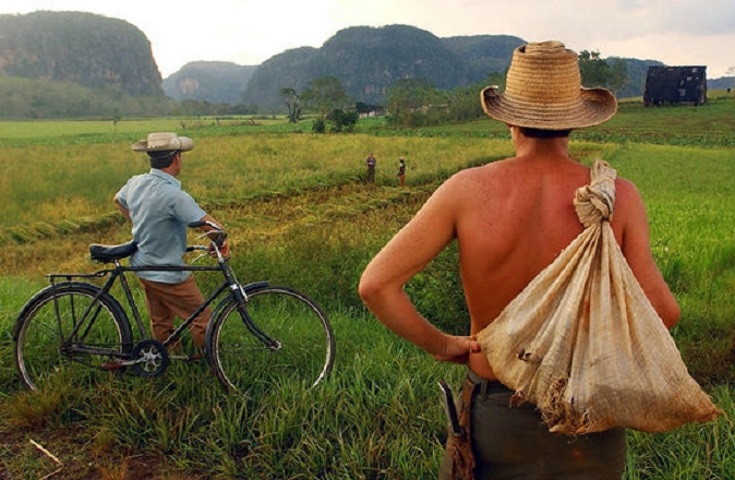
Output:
[89, 241, 138, 263]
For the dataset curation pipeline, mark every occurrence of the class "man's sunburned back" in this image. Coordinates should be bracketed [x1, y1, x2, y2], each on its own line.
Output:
[449, 152, 630, 379]
[359, 128, 676, 371]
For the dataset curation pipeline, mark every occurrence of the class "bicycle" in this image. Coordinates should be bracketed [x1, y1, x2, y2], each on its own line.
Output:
[13, 221, 335, 393]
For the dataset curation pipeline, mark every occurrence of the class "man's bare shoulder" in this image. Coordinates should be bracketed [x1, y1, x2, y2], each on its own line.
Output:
[445, 158, 517, 187]
[434, 161, 495, 202]
[612, 175, 647, 230]
[614, 176, 644, 209]
[614, 175, 639, 195]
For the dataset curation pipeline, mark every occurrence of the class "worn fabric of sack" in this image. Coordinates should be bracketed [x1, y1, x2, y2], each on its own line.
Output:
[477, 159, 721, 434]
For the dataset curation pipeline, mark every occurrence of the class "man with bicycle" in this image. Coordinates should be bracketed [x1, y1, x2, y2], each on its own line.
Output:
[114, 132, 228, 357]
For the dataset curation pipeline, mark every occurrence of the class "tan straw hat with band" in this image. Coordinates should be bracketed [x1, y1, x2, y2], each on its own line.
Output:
[481, 41, 617, 130]
[131, 132, 194, 153]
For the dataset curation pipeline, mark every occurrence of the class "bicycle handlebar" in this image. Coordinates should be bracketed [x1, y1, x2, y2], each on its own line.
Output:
[188, 220, 227, 247]
[187, 221, 229, 263]
[188, 220, 222, 231]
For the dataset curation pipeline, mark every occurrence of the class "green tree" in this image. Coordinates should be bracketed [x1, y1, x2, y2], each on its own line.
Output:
[280, 87, 301, 123]
[448, 72, 506, 122]
[301, 76, 353, 133]
[607, 58, 629, 94]
[327, 109, 359, 132]
[578, 50, 609, 87]
[301, 76, 351, 118]
[386, 78, 446, 128]
[578, 50, 628, 94]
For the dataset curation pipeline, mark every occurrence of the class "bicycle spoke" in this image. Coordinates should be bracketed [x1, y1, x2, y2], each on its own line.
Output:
[15, 284, 132, 391]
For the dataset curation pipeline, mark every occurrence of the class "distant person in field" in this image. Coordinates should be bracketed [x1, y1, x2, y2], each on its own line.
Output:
[114, 132, 229, 358]
[397, 157, 406, 186]
[365, 152, 377, 183]
[359, 41, 679, 479]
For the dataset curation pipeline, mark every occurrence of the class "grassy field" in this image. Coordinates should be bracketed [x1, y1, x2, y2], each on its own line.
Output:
[1, 100, 734, 479]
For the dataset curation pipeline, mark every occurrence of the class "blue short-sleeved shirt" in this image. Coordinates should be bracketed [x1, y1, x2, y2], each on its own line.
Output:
[115, 169, 206, 284]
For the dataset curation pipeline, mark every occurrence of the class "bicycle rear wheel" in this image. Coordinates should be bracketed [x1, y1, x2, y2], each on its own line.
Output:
[207, 285, 335, 392]
[14, 282, 133, 391]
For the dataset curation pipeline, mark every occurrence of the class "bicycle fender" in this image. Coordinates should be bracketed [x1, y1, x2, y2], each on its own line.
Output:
[205, 295, 241, 344]
[13, 282, 101, 341]
[242, 281, 270, 293]
[209, 296, 235, 325]
[204, 281, 270, 342]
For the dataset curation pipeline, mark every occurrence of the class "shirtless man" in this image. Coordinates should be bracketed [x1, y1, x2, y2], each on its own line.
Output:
[359, 41, 679, 479]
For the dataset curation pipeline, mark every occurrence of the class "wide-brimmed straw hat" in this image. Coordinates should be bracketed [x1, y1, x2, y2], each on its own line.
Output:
[481, 41, 617, 130]
[131, 132, 194, 152]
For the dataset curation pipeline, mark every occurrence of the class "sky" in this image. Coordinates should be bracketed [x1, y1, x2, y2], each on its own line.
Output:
[2, 0, 734, 79]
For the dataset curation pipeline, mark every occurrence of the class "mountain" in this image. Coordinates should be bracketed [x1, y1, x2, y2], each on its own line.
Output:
[162, 61, 257, 104]
[234, 47, 319, 108]
[2, 11, 727, 117]
[708, 76, 735, 90]
[441, 34, 527, 81]
[0, 11, 163, 97]
[240, 25, 524, 110]
[611, 57, 666, 98]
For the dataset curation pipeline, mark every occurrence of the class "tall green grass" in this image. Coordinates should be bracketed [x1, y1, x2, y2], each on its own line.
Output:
[1, 116, 734, 478]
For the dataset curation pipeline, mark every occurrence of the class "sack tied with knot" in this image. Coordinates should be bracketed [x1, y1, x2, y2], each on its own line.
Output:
[477, 159, 722, 435]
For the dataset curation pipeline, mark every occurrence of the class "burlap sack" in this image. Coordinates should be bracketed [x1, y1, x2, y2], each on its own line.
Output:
[477, 160, 721, 434]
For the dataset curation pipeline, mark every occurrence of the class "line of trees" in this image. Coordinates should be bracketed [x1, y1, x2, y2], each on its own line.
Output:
[278, 50, 629, 132]
[277, 73, 506, 131]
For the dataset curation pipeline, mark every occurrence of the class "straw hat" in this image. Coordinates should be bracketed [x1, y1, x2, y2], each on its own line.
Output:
[131, 132, 194, 152]
[481, 41, 617, 130]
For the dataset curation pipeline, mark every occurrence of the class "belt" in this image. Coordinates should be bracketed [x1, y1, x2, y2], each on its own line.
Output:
[467, 370, 512, 397]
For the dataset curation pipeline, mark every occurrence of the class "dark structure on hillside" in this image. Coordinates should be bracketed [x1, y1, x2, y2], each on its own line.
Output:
[643, 66, 707, 106]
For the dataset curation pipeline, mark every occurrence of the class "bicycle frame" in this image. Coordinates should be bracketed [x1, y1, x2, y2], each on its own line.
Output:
[48, 240, 279, 362]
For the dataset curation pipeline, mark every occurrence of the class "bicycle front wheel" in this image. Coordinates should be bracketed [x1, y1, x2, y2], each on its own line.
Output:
[207, 285, 335, 392]
[14, 282, 133, 391]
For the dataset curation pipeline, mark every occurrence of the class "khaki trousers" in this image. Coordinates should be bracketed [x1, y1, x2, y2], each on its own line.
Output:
[139, 275, 212, 348]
